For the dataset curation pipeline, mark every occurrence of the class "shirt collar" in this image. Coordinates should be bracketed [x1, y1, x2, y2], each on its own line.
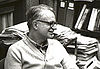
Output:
[25, 33, 48, 48]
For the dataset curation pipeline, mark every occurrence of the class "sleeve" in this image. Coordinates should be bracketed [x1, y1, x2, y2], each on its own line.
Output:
[61, 47, 79, 69]
[4, 45, 22, 69]
[50, 39, 79, 69]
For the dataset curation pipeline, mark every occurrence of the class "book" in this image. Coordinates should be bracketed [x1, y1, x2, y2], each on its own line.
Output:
[78, 56, 96, 66]
[83, 48, 98, 54]
[65, 4, 74, 28]
[84, 47, 97, 52]
[94, 10, 100, 31]
[86, 43, 97, 48]
[77, 54, 94, 61]
[77, 8, 90, 29]
[78, 48, 98, 55]
[88, 8, 98, 31]
[78, 46, 97, 52]
[84, 56, 97, 69]
[67, 42, 97, 50]
[81, 7, 92, 30]
[77, 53, 95, 58]
[75, 4, 87, 29]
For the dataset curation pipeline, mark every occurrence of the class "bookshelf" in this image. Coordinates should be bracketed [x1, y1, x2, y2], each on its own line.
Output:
[74, 0, 100, 40]
[73, 0, 100, 69]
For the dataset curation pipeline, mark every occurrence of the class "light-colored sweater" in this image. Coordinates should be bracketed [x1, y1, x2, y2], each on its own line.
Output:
[5, 38, 79, 69]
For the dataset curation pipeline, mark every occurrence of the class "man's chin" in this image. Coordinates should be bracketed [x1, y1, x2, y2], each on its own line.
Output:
[48, 34, 54, 39]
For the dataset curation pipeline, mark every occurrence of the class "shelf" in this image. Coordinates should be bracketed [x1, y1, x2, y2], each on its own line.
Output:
[72, 29, 100, 39]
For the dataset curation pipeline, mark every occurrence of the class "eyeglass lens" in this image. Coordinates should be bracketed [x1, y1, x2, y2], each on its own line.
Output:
[37, 20, 57, 28]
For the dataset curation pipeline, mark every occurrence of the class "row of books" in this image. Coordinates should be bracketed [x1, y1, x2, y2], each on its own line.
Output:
[74, 4, 100, 31]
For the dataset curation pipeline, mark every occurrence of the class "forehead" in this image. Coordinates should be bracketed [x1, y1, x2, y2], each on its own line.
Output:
[40, 10, 56, 22]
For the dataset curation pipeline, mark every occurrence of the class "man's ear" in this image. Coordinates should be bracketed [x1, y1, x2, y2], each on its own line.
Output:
[32, 22, 38, 30]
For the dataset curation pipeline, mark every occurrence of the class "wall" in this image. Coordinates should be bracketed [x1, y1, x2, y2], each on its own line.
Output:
[26, 0, 39, 12]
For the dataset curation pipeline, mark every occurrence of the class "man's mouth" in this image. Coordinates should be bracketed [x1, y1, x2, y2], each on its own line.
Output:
[48, 32, 55, 37]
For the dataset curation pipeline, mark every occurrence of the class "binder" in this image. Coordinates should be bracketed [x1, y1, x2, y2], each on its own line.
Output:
[75, 4, 87, 29]
[88, 8, 98, 31]
[77, 8, 90, 29]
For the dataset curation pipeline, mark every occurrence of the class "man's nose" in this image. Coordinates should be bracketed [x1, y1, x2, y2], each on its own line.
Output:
[51, 24, 57, 30]
[49, 24, 57, 32]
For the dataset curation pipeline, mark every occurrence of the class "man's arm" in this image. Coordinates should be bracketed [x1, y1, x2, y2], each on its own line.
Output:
[4, 45, 22, 69]
[61, 48, 79, 69]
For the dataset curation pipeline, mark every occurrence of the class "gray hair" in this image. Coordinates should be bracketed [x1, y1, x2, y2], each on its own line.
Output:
[26, 4, 55, 30]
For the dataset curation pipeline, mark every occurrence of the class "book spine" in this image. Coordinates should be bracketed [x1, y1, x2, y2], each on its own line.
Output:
[94, 10, 100, 31]
[78, 8, 89, 29]
[88, 8, 98, 31]
[75, 4, 87, 29]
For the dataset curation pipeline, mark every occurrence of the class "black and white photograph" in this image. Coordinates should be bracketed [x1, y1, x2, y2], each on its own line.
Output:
[0, 0, 100, 69]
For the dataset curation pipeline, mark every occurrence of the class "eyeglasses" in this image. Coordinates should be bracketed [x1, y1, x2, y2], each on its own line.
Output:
[36, 20, 57, 28]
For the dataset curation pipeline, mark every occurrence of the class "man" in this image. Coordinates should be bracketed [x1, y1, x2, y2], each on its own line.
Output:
[4, 4, 79, 69]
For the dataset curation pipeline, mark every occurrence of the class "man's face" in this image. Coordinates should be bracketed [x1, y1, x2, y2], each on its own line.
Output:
[36, 10, 56, 38]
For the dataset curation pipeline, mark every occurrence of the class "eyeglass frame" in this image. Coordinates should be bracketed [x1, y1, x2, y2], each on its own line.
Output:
[34, 20, 58, 29]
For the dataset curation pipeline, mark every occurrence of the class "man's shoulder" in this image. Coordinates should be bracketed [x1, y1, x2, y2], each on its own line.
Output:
[12, 39, 24, 45]
[48, 38, 59, 42]
[48, 39, 62, 46]
[9, 39, 25, 50]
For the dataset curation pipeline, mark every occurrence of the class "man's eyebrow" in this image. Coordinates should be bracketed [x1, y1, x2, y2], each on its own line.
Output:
[36, 20, 58, 24]
[36, 20, 50, 23]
